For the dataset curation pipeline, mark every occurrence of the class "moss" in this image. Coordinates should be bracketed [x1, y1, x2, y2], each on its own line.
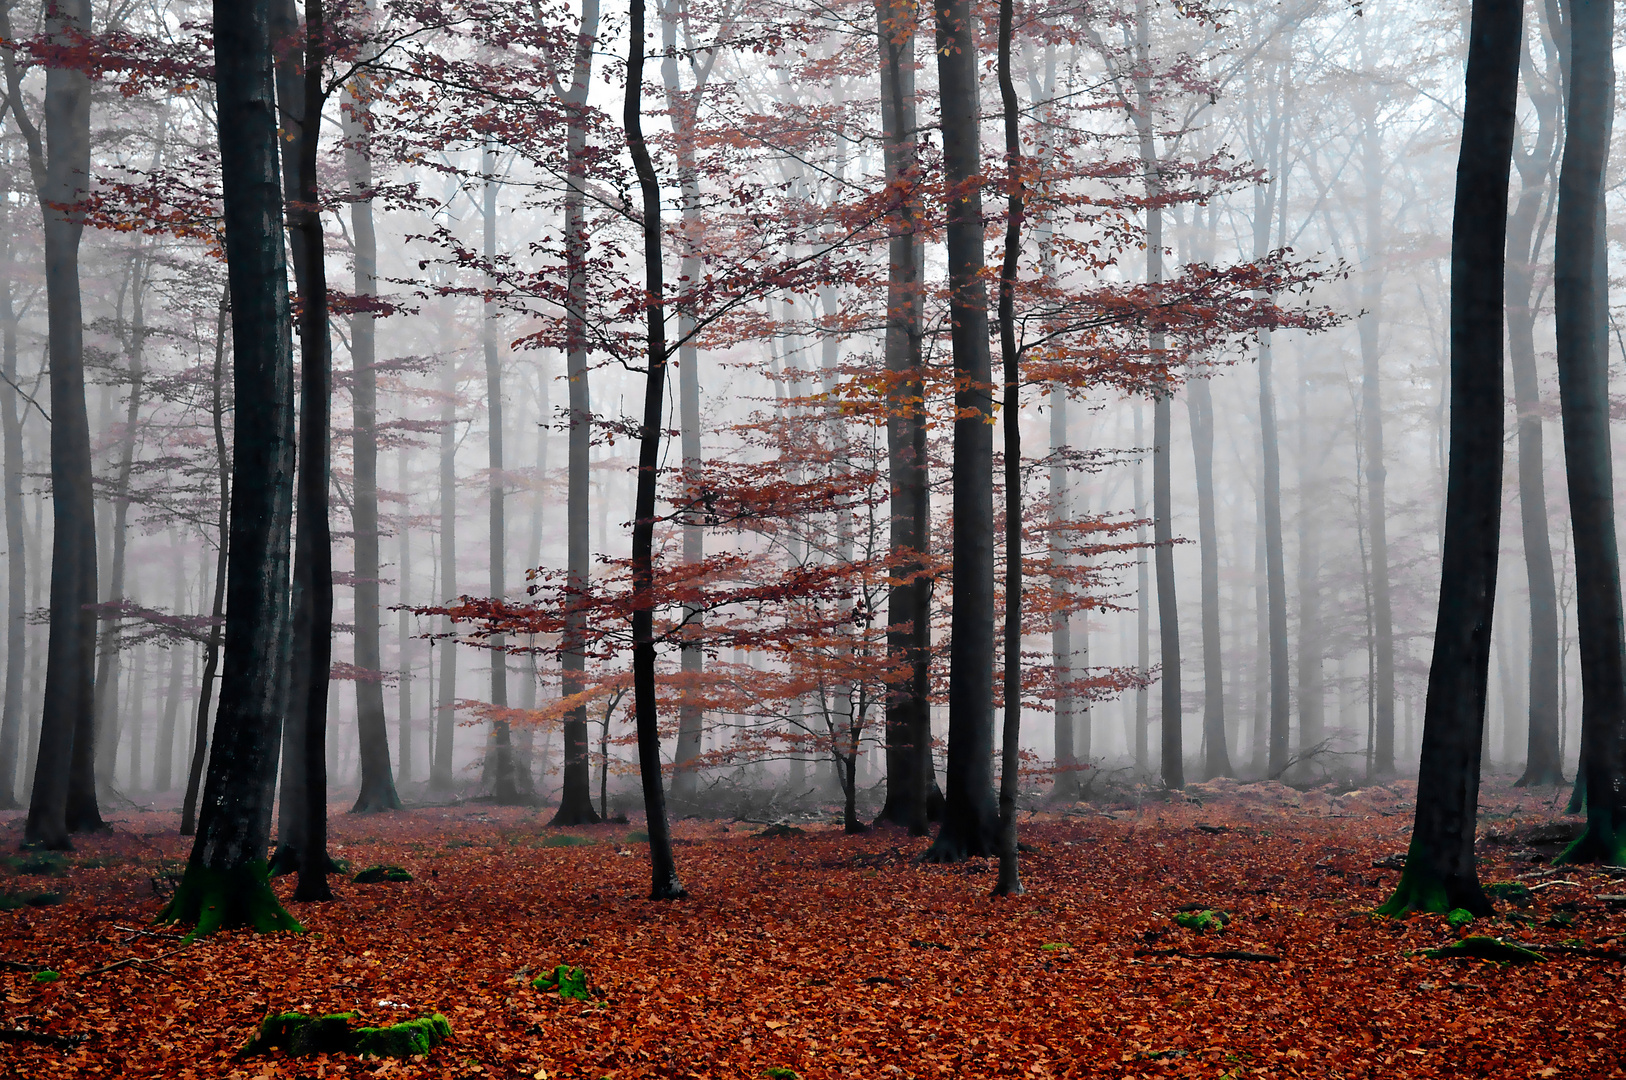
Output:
[352, 865, 414, 883]
[765, 1069, 800, 1080]
[623, 831, 649, 844]
[1483, 881, 1534, 907]
[1173, 909, 1230, 935]
[240, 1011, 450, 1059]
[1376, 837, 1456, 917]
[157, 862, 303, 942]
[541, 835, 595, 849]
[352, 1013, 452, 1057]
[1445, 908, 1475, 931]
[531, 964, 593, 1000]
[30, 969, 59, 984]
[0, 888, 64, 910]
[1421, 936, 1544, 964]
[1554, 808, 1626, 867]
[4, 854, 68, 876]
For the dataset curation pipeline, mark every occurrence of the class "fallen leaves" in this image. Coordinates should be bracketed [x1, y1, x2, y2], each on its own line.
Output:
[0, 779, 1623, 1078]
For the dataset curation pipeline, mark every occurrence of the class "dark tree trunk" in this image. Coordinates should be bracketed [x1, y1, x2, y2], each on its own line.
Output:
[1552, 0, 1625, 865]
[1379, 0, 1520, 916]
[348, 71, 401, 815]
[624, 0, 684, 899]
[480, 139, 520, 805]
[550, 0, 601, 826]
[162, 0, 301, 936]
[1187, 377, 1230, 779]
[1508, 8, 1564, 788]
[873, 0, 937, 833]
[991, 0, 1024, 896]
[180, 289, 230, 837]
[7, 0, 100, 848]
[922, 0, 998, 863]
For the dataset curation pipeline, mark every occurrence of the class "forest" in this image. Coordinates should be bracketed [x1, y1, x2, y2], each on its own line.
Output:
[1, 0, 1626, 1074]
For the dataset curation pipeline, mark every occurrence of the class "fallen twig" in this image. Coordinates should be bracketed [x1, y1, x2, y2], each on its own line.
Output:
[1526, 880, 1582, 891]
[1133, 948, 1282, 962]
[0, 1027, 90, 1050]
[0, 958, 44, 972]
[112, 925, 184, 940]
[1538, 943, 1626, 962]
[83, 943, 189, 977]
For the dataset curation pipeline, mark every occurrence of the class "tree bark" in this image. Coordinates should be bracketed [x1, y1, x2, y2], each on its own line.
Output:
[1552, 0, 1624, 865]
[1295, 357, 1323, 772]
[7, 0, 101, 847]
[432, 338, 458, 791]
[163, 0, 301, 936]
[873, 0, 936, 833]
[0, 168, 24, 810]
[1379, 0, 1520, 916]
[550, 0, 602, 825]
[347, 65, 401, 815]
[1049, 388, 1075, 799]
[1134, 404, 1149, 773]
[1187, 376, 1230, 778]
[624, 0, 684, 899]
[922, 0, 998, 862]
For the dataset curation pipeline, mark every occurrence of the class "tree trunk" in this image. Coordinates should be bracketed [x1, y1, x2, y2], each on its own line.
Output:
[0, 173, 24, 810]
[347, 67, 401, 815]
[154, 539, 185, 792]
[181, 289, 230, 837]
[873, 0, 936, 833]
[432, 339, 458, 791]
[162, 0, 301, 937]
[1188, 377, 1230, 778]
[1507, 10, 1564, 787]
[1295, 359, 1323, 773]
[1049, 388, 1075, 799]
[397, 448, 414, 783]
[1552, 0, 1624, 865]
[550, 0, 602, 825]
[923, 0, 998, 862]
[1134, 404, 1149, 773]
[991, 0, 1024, 896]
[624, 0, 684, 899]
[7, 0, 101, 848]
[1379, 0, 1520, 915]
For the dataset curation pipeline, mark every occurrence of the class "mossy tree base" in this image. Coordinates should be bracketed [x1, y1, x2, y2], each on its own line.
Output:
[1554, 820, 1626, 866]
[1376, 841, 1493, 918]
[157, 863, 303, 942]
[241, 1011, 450, 1058]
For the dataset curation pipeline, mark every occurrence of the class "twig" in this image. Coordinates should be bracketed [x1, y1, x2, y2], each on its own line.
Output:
[1539, 943, 1626, 962]
[0, 1027, 90, 1050]
[113, 925, 185, 940]
[1133, 948, 1283, 962]
[1526, 880, 1582, 891]
[0, 958, 43, 972]
[83, 943, 189, 977]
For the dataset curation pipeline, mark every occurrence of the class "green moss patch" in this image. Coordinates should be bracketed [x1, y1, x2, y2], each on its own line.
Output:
[541, 835, 595, 848]
[4, 854, 68, 877]
[1173, 909, 1231, 935]
[30, 969, 60, 984]
[1421, 936, 1544, 964]
[352, 865, 413, 884]
[1484, 882, 1534, 907]
[531, 964, 593, 1000]
[240, 1011, 450, 1058]
[0, 888, 64, 910]
[1445, 908, 1475, 931]
[623, 831, 650, 844]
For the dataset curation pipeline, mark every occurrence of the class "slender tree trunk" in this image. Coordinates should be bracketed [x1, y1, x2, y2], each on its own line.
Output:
[347, 66, 400, 815]
[1049, 389, 1075, 799]
[7, 0, 101, 847]
[550, 0, 602, 825]
[992, 0, 1024, 895]
[181, 289, 230, 837]
[1553, 0, 1625, 865]
[162, 0, 302, 936]
[154, 539, 184, 793]
[1379, 0, 1520, 915]
[873, 0, 935, 832]
[1134, 405, 1149, 773]
[924, 0, 998, 862]
[0, 177, 24, 810]
[1295, 360, 1323, 771]
[432, 340, 458, 791]
[397, 449, 413, 783]
[1188, 377, 1230, 778]
[624, 0, 684, 899]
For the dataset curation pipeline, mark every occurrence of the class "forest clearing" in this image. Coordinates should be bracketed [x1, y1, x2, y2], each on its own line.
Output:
[3, 782, 1624, 1079]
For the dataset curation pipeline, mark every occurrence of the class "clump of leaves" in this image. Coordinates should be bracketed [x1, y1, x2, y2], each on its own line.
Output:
[0, 889, 65, 910]
[1483, 882, 1533, 908]
[531, 964, 593, 1001]
[241, 1011, 451, 1058]
[1421, 937, 1544, 964]
[542, 835, 595, 848]
[353, 865, 413, 884]
[1173, 909, 1231, 935]
[31, 969, 60, 984]
[1445, 908, 1476, 931]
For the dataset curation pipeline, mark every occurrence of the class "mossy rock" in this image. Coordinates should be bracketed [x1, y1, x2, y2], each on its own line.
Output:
[1173, 909, 1230, 935]
[531, 964, 593, 1000]
[30, 969, 60, 984]
[0, 889, 65, 910]
[1484, 881, 1533, 907]
[353, 865, 413, 884]
[765, 1069, 800, 1080]
[541, 835, 595, 848]
[624, 831, 650, 844]
[1421, 936, 1544, 964]
[241, 1011, 451, 1058]
[1445, 907, 1475, 930]
[758, 823, 805, 838]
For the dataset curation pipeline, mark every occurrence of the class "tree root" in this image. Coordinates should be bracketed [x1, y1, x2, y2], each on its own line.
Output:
[157, 863, 303, 942]
[1133, 948, 1282, 962]
[0, 1027, 91, 1050]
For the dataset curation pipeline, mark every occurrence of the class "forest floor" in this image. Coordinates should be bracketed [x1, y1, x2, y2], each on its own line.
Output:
[0, 777, 1621, 1079]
